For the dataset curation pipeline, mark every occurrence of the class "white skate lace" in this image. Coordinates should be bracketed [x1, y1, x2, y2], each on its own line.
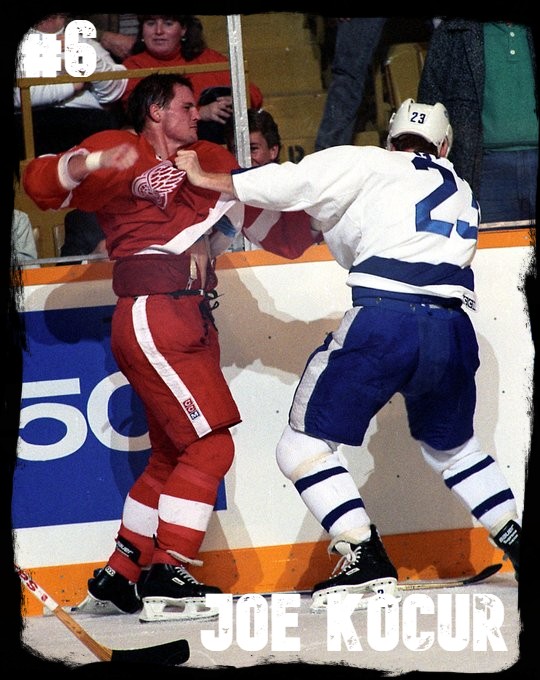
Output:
[174, 565, 202, 584]
[166, 550, 205, 584]
[331, 543, 361, 576]
[166, 549, 203, 567]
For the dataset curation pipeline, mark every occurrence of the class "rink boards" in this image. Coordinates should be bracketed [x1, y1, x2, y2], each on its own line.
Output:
[13, 229, 534, 615]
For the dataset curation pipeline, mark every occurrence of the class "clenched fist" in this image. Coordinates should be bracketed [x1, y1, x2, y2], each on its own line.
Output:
[67, 142, 139, 182]
[95, 143, 139, 171]
[174, 150, 204, 185]
[174, 150, 235, 195]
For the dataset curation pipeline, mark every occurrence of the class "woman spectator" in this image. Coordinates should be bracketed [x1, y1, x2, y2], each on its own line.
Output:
[122, 15, 264, 143]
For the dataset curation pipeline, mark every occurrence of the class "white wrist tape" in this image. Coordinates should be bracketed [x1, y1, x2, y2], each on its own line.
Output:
[85, 151, 103, 172]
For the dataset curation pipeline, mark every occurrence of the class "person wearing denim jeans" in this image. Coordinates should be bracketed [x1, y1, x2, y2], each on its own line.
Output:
[315, 17, 387, 150]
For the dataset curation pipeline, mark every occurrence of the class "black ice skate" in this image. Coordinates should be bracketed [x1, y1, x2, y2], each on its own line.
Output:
[311, 525, 399, 611]
[139, 563, 223, 622]
[75, 564, 142, 615]
[492, 519, 520, 581]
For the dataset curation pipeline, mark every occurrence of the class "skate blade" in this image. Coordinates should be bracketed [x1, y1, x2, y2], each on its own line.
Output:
[140, 596, 219, 622]
[65, 593, 134, 616]
[310, 577, 400, 612]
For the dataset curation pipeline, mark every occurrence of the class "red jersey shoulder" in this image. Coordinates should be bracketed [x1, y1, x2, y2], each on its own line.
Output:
[76, 129, 139, 152]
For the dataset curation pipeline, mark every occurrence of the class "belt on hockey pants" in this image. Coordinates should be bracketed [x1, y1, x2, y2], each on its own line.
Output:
[352, 291, 462, 312]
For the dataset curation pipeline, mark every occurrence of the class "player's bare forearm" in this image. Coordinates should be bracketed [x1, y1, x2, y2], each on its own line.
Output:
[175, 150, 236, 196]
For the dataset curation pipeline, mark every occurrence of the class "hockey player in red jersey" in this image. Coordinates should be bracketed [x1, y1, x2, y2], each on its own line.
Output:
[23, 73, 319, 622]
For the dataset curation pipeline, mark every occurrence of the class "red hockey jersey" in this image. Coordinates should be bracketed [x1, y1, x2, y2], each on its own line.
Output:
[23, 129, 318, 261]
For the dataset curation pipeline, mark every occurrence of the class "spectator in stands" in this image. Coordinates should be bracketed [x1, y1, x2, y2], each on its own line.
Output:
[121, 15, 264, 144]
[14, 13, 128, 156]
[315, 18, 387, 150]
[225, 108, 282, 166]
[60, 210, 107, 262]
[315, 17, 437, 150]
[418, 18, 537, 225]
[12, 209, 39, 266]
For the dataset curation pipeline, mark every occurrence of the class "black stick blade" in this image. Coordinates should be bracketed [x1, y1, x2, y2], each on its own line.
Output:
[111, 638, 190, 666]
[398, 562, 504, 590]
[462, 562, 503, 584]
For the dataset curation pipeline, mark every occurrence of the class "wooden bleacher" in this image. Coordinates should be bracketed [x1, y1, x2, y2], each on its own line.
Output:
[209, 14, 426, 158]
[201, 13, 327, 163]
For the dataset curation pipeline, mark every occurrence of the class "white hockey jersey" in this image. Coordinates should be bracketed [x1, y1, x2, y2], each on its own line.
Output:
[232, 145, 480, 306]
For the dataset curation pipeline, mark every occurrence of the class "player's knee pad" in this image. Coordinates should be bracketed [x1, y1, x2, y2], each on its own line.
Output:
[183, 427, 235, 478]
[420, 435, 483, 475]
[276, 424, 342, 483]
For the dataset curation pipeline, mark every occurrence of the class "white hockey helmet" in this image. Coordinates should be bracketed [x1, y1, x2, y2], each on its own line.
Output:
[386, 98, 453, 155]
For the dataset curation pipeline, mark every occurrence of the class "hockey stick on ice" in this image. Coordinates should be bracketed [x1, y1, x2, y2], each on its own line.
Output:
[15, 565, 190, 665]
[397, 563, 503, 591]
[237, 563, 505, 600]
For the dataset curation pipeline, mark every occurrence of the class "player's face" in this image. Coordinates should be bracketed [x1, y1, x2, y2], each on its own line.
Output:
[161, 85, 200, 147]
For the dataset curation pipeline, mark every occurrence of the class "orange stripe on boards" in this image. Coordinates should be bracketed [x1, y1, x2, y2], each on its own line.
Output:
[217, 228, 535, 268]
[383, 526, 509, 582]
[19, 562, 104, 618]
[22, 260, 114, 286]
[21, 227, 534, 286]
[19, 527, 512, 617]
[478, 227, 535, 250]
[217, 243, 333, 271]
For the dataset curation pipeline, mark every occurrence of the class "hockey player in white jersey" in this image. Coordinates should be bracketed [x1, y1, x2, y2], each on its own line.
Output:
[175, 99, 521, 608]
